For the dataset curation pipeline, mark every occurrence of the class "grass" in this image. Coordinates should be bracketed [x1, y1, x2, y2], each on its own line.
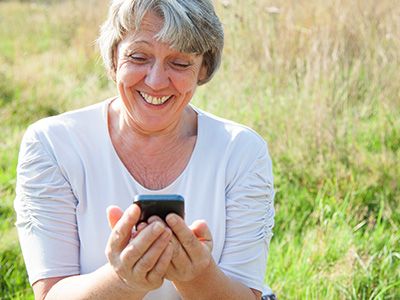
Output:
[0, 0, 399, 299]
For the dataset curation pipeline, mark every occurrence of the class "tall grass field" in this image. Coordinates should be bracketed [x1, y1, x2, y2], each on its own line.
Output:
[0, 0, 399, 299]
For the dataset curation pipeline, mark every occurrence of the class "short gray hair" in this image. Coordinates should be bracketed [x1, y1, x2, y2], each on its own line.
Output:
[97, 0, 224, 85]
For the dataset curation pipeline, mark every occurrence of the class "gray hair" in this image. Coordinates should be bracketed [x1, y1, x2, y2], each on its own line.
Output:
[97, 0, 224, 85]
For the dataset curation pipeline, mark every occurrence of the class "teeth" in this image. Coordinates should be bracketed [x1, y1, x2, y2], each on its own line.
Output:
[139, 92, 171, 105]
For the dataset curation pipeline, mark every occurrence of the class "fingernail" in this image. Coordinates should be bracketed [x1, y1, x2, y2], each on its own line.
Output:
[137, 222, 147, 231]
[153, 222, 164, 234]
[167, 214, 178, 226]
[148, 216, 156, 223]
[148, 215, 162, 223]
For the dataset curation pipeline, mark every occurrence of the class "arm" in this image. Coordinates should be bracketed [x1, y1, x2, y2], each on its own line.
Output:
[220, 139, 275, 296]
[33, 265, 146, 300]
[164, 215, 261, 300]
[163, 137, 274, 299]
[32, 205, 174, 300]
[173, 260, 261, 300]
[126, 215, 261, 300]
[15, 128, 174, 300]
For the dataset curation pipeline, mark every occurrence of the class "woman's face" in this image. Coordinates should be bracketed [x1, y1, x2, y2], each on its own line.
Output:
[115, 12, 206, 133]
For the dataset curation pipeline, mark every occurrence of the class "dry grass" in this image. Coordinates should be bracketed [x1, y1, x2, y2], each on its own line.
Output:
[0, 0, 399, 298]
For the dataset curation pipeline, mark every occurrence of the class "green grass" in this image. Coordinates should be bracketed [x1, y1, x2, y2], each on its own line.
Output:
[1, 0, 399, 299]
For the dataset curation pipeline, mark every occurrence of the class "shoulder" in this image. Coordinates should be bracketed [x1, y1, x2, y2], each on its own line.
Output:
[28, 101, 106, 135]
[195, 106, 268, 156]
[24, 100, 108, 146]
[194, 107, 273, 187]
[20, 100, 109, 173]
[18, 100, 110, 191]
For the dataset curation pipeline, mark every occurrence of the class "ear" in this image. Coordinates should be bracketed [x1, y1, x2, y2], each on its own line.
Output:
[113, 46, 118, 68]
[110, 46, 119, 82]
[197, 61, 208, 84]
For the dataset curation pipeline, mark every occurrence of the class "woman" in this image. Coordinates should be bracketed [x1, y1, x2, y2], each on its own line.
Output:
[14, 0, 275, 299]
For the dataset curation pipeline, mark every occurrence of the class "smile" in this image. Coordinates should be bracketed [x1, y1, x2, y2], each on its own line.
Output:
[139, 91, 172, 105]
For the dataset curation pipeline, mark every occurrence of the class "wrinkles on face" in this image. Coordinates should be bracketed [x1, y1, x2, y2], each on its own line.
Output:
[112, 11, 205, 135]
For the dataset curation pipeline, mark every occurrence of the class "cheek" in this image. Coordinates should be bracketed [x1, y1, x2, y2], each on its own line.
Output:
[116, 63, 145, 86]
[171, 72, 199, 94]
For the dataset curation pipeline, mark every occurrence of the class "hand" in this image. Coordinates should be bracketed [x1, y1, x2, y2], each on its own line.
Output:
[105, 205, 174, 294]
[163, 214, 213, 283]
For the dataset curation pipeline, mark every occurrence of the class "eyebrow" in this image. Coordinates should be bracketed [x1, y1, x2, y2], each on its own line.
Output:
[123, 38, 199, 60]
[131, 39, 152, 46]
[121, 39, 152, 53]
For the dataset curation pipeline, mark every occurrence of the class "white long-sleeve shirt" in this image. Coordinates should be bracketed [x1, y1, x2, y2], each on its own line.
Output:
[14, 99, 275, 298]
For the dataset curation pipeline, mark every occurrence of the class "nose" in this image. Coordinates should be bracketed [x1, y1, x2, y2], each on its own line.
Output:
[144, 61, 170, 91]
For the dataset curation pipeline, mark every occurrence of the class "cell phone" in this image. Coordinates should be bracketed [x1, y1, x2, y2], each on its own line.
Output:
[133, 194, 185, 223]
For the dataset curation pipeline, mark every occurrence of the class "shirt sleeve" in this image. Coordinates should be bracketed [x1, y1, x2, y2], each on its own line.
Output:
[219, 138, 275, 294]
[14, 125, 80, 285]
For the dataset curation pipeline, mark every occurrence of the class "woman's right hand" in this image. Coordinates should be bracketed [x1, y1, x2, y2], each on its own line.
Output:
[105, 205, 174, 294]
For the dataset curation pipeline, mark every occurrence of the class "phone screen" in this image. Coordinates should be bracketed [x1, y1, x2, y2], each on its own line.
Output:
[133, 194, 185, 223]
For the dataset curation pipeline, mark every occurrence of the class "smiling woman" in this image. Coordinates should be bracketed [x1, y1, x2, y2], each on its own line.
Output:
[13, 0, 275, 299]
[112, 12, 206, 135]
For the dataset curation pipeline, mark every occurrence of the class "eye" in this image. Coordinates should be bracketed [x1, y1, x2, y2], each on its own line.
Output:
[129, 53, 148, 63]
[171, 60, 191, 69]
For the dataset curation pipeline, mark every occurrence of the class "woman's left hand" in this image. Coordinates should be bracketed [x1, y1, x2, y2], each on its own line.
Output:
[146, 214, 213, 283]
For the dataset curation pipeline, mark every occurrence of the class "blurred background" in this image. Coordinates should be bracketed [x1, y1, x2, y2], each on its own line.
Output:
[0, 0, 399, 299]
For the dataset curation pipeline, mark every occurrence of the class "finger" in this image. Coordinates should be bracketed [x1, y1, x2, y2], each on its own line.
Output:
[147, 241, 174, 283]
[133, 217, 163, 239]
[121, 221, 167, 265]
[169, 234, 181, 259]
[108, 204, 141, 253]
[189, 220, 213, 252]
[164, 232, 187, 264]
[189, 220, 211, 240]
[106, 205, 124, 229]
[131, 222, 148, 239]
[168, 235, 191, 271]
[133, 228, 172, 274]
[148, 215, 165, 225]
[164, 233, 192, 282]
[166, 214, 204, 259]
[137, 222, 148, 232]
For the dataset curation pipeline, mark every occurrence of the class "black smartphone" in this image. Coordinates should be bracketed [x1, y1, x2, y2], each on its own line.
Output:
[133, 194, 185, 223]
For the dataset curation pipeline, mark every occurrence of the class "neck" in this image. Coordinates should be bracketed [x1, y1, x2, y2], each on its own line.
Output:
[108, 99, 197, 156]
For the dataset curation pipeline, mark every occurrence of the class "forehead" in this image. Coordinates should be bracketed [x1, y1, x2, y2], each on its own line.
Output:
[136, 11, 164, 38]
[120, 12, 164, 47]
[118, 12, 199, 59]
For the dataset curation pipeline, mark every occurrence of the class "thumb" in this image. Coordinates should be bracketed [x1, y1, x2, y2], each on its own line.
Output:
[190, 220, 213, 252]
[106, 205, 124, 229]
